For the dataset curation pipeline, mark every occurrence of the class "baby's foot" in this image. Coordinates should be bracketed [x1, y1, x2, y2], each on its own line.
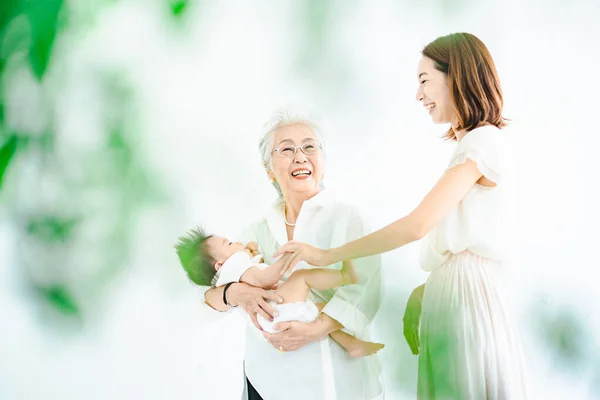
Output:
[348, 341, 385, 358]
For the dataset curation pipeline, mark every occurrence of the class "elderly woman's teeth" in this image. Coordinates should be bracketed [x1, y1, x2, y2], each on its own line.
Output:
[292, 170, 311, 176]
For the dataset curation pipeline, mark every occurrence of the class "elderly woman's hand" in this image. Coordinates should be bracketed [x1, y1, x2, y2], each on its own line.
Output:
[263, 319, 323, 352]
[273, 240, 333, 270]
[227, 283, 284, 331]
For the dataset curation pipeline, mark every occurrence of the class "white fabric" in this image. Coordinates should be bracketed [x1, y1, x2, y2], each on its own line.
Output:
[418, 126, 528, 399]
[237, 189, 384, 400]
[212, 252, 268, 287]
[216, 254, 322, 336]
[420, 125, 512, 272]
[257, 301, 320, 333]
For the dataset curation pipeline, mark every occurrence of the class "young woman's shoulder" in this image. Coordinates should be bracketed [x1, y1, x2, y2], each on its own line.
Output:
[460, 124, 505, 147]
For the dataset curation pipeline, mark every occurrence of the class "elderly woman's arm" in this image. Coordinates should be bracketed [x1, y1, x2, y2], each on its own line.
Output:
[204, 282, 284, 330]
[204, 285, 232, 312]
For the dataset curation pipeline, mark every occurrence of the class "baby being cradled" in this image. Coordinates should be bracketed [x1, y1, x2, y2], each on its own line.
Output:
[175, 227, 384, 358]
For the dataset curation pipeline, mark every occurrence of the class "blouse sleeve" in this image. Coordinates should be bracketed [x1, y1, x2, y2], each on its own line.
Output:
[320, 207, 382, 339]
[449, 127, 506, 185]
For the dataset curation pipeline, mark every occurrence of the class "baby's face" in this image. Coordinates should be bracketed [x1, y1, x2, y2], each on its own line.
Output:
[205, 236, 246, 264]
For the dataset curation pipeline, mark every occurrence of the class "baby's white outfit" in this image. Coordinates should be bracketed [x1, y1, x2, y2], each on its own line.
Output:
[213, 251, 318, 333]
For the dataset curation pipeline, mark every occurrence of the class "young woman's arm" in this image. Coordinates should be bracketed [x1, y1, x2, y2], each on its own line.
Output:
[274, 159, 483, 266]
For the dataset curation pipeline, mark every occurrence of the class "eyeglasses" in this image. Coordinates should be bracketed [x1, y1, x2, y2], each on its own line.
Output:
[272, 142, 322, 158]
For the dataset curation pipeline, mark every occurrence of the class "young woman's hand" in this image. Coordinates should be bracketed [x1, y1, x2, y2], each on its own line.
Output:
[273, 241, 333, 271]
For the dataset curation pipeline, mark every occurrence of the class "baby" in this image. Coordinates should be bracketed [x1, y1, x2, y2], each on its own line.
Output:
[175, 227, 384, 358]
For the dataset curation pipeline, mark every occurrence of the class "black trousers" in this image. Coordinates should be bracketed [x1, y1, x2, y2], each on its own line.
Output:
[246, 378, 264, 400]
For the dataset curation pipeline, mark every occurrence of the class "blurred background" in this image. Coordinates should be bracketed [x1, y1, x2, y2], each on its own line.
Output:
[1, 0, 599, 399]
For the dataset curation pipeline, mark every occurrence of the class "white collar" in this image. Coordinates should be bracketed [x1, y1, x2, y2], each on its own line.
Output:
[265, 189, 336, 246]
[268, 188, 335, 215]
[303, 188, 336, 208]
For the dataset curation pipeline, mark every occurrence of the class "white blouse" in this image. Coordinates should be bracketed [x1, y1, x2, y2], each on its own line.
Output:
[420, 125, 513, 272]
[239, 189, 384, 400]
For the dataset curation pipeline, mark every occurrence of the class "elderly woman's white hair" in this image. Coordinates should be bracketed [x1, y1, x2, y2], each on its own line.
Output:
[259, 108, 326, 197]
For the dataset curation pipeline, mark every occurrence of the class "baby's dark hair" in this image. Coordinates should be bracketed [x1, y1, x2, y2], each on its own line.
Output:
[174, 227, 217, 287]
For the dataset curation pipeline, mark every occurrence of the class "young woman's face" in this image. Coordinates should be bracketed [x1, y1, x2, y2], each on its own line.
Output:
[415, 56, 455, 125]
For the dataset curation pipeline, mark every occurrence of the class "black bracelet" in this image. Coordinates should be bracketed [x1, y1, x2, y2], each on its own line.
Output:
[223, 282, 236, 306]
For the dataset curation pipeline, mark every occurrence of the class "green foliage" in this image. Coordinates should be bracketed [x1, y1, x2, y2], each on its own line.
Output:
[0, 2, 165, 319]
[37, 284, 80, 315]
[27, 216, 79, 243]
[171, 0, 188, 17]
[25, 0, 64, 81]
[536, 306, 593, 371]
[0, 135, 17, 188]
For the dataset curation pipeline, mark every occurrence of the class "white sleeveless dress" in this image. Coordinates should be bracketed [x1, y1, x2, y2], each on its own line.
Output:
[418, 126, 528, 399]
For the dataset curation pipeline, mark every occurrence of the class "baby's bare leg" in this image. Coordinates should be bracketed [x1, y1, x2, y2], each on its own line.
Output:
[314, 303, 384, 358]
[275, 265, 346, 303]
[330, 331, 385, 358]
[273, 270, 311, 303]
[275, 273, 385, 358]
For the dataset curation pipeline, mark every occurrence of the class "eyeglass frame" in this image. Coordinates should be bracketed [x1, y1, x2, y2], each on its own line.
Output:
[271, 141, 323, 158]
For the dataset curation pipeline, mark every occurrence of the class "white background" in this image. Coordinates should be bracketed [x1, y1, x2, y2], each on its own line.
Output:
[1, 0, 599, 398]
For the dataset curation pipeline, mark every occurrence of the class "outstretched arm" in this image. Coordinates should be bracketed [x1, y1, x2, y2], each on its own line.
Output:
[275, 159, 483, 267]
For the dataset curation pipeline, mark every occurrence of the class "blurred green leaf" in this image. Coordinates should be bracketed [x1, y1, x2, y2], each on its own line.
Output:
[108, 129, 132, 168]
[297, 0, 328, 69]
[27, 216, 78, 243]
[171, 0, 187, 17]
[1, 3, 24, 74]
[25, 0, 63, 81]
[0, 135, 18, 188]
[0, 15, 29, 124]
[0, 0, 18, 131]
[0, 0, 19, 31]
[36, 131, 53, 151]
[108, 129, 165, 204]
[536, 308, 592, 371]
[38, 285, 79, 315]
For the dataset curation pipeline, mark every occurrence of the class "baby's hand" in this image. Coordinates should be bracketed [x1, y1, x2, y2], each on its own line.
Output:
[245, 241, 259, 257]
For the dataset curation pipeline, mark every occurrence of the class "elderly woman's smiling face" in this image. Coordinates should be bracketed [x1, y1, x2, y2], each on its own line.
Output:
[268, 123, 324, 199]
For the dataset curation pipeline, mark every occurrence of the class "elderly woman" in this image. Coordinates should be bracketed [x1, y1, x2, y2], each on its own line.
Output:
[203, 109, 384, 400]
[275, 33, 528, 399]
